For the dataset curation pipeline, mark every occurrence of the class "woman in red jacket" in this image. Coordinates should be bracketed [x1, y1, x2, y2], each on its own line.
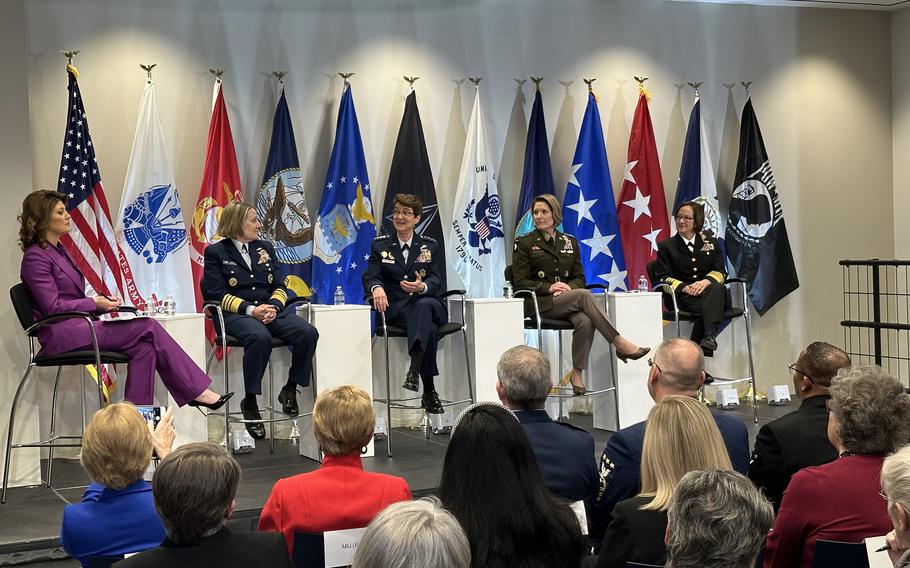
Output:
[258, 385, 411, 552]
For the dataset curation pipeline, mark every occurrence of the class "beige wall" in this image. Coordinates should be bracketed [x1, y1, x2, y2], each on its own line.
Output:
[1, 0, 899, 477]
[894, 7, 910, 259]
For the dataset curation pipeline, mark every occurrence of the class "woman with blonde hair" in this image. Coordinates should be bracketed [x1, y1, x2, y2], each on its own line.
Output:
[258, 385, 411, 553]
[60, 402, 175, 565]
[595, 395, 733, 568]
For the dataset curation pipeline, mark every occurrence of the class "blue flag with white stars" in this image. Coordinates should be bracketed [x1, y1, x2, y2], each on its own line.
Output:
[562, 92, 627, 292]
[311, 84, 376, 304]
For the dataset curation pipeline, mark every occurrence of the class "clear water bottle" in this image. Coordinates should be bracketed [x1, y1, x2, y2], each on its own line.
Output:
[333, 285, 345, 306]
[637, 275, 649, 293]
[503, 281, 513, 298]
[163, 295, 176, 315]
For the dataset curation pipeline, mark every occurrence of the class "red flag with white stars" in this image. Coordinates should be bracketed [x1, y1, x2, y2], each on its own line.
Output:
[189, 80, 242, 345]
[617, 88, 670, 288]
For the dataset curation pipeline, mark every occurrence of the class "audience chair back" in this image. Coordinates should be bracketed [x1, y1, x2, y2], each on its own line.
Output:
[84, 555, 125, 568]
[811, 540, 870, 568]
[292, 527, 367, 568]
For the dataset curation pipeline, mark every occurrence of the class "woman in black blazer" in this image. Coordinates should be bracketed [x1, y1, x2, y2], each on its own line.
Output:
[115, 443, 291, 568]
[595, 396, 733, 568]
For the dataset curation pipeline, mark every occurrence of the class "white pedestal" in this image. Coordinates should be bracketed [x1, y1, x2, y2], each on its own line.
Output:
[465, 298, 525, 403]
[591, 292, 663, 431]
[301, 304, 374, 461]
[152, 314, 207, 449]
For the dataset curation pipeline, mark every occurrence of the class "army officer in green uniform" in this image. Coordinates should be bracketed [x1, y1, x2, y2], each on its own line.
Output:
[512, 194, 650, 396]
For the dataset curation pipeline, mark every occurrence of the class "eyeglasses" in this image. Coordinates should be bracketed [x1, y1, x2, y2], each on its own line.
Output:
[674, 215, 695, 221]
[392, 209, 415, 218]
[647, 358, 662, 374]
[788, 363, 814, 385]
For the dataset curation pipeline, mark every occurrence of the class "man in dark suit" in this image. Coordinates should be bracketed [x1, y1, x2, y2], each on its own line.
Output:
[363, 193, 447, 413]
[590, 337, 749, 542]
[495, 345, 597, 505]
[748, 341, 849, 510]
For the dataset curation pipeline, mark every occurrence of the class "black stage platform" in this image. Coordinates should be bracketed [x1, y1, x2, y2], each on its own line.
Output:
[0, 403, 784, 567]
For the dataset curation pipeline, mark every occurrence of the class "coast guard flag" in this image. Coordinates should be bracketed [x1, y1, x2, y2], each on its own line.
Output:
[115, 79, 193, 313]
[617, 88, 670, 288]
[256, 87, 313, 298]
[562, 92, 627, 292]
[190, 80, 242, 320]
[381, 90, 446, 286]
[448, 86, 506, 298]
[726, 98, 799, 316]
[673, 97, 724, 243]
[514, 87, 556, 237]
[311, 83, 376, 304]
[56, 64, 127, 301]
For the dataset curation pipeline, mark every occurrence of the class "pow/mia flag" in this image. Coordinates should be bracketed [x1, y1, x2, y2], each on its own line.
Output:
[381, 89, 446, 285]
[726, 98, 799, 316]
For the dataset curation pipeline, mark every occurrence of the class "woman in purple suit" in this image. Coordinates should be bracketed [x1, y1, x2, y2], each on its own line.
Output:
[18, 190, 231, 408]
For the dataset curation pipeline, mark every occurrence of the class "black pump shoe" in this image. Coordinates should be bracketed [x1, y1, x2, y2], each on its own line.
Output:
[617, 347, 650, 364]
[188, 392, 234, 411]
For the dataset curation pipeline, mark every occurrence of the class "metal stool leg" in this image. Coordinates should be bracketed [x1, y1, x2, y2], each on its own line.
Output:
[268, 361, 276, 455]
[223, 349, 230, 451]
[461, 328, 474, 404]
[384, 332, 393, 457]
[557, 331, 565, 422]
[2, 365, 35, 504]
[46, 367, 64, 489]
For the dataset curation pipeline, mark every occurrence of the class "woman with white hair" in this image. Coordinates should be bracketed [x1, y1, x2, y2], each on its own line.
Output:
[880, 444, 910, 566]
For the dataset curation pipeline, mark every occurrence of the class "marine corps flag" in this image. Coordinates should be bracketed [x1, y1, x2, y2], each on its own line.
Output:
[190, 79, 242, 320]
[380, 90, 446, 285]
[617, 85, 670, 288]
[726, 98, 799, 316]
[257, 87, 313, 298]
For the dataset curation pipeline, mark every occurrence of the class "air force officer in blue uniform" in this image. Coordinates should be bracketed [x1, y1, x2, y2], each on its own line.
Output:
[363, 193, 446, 414]
[203, 202, 318, 439]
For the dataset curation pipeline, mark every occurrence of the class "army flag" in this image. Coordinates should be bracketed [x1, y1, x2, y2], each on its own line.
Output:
[562, 91, 627, 292]
[115, 79, 193, 314]
[256, 87, 313, 298]
[311, 83, 376, 305]
[617, 87, 670, 288]
[514, 86, 556, 238]
[726, 98, 799, 316]
[380, 90, 446, 285]
[673, 97, 723, 243]
[190, 79, 242, 316]
[448, 85, 507, 298]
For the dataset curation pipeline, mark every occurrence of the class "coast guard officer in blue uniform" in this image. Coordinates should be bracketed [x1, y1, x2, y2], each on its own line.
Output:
[203, 202, 319, 440]
[363, 193, 447, 414]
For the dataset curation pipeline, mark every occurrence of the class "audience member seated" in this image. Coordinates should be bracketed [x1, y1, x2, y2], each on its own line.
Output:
[591, 337, 749, 540]
[439, 402, 584, 568]
[116, 443, 291, 568]
[496, 345, 597, 504]
[595, 396, 733, 568]
[881, 445, 910, 567]
[352, 497, 470, 568]
[665, 469, 774, 568]
[764, 365, 910, 568]
[258, 385, 411, 552]
[749, 341, 849, 510]
[61, 402, 174, 565]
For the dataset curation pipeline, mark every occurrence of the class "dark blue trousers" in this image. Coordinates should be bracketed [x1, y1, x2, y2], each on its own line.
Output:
[219, 309, 318, 395]
[385, 296, 447, 382]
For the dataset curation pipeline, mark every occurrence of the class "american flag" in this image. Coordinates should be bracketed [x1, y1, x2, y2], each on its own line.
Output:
[56, 66, 126, 299]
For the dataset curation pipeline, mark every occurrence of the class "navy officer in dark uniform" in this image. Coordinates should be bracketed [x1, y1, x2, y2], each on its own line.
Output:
[203, 201, 319, 440]
[653, 201, 726, 352]
[363, 193, 446, 414]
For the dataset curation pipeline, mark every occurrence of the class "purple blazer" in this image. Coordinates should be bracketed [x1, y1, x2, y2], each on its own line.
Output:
[20, 243, 101, 354]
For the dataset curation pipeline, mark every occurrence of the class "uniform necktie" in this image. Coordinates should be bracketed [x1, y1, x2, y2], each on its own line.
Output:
[241, 244, 251, 269]
[402, 243, 410, 263]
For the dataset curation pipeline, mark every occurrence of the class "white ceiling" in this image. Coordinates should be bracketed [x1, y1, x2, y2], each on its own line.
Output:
[662, 0, 910, 10]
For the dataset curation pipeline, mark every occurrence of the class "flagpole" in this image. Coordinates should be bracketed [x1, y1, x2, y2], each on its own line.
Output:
[404, 76, 419, 92]
[531, 76, 543, 92]
[688, 81, 703, 99]
[140, 63, 157, 84]
[742, 81, 753, 98]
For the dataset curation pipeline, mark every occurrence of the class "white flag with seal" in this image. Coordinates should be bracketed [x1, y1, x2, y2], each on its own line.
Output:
[115, 80, 193, 312]
[448, 86, 506, 298]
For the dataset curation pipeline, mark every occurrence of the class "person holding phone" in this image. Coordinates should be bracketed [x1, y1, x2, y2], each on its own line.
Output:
[362, 193, 447, 414]
[17, 190, 231, 409]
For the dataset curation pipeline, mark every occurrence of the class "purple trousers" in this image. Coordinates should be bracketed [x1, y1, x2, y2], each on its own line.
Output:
[65, 318, 212, 406]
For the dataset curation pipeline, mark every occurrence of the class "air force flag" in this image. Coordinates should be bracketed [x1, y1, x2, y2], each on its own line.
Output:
[115, 79, 193, 312]
[448, 85, 506, 298]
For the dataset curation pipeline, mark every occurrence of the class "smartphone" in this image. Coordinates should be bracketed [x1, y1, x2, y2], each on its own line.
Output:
[136, 405, 164, 427]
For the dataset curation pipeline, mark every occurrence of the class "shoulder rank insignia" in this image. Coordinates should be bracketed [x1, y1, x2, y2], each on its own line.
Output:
[596, 455, 617, 502]
[374, 234, 390, 240]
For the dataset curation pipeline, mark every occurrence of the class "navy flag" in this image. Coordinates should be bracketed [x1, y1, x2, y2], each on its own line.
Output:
[311, 83, 376, 304]
[514, 86, 556, 237]
[726, 98, 799, 316]
[380, 90, 446, 285]
[257, 88, 314, 298]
